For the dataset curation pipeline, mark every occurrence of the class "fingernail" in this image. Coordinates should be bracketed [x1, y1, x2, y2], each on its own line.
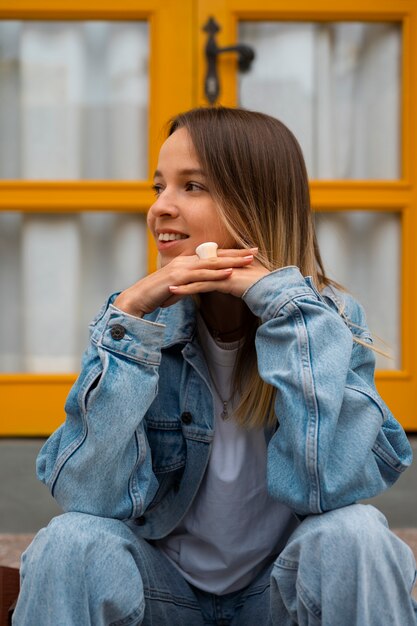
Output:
[243, 255, 254, 260]
[169, 286, 178, 291]
[224, 268, 233, 272]
[249, 247, 258, 251]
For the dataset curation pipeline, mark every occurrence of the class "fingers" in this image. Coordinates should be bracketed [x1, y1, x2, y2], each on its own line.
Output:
[168, 260, 269, 299]
[191, 253, 255, 271]
[185, 267, 234, 282]
[169, 279, 233, 296]
[216, 246, 258, 258]
[167, 250, 258, 296]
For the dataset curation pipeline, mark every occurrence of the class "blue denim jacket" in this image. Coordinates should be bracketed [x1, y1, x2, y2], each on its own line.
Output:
[37, 267, 412, 538]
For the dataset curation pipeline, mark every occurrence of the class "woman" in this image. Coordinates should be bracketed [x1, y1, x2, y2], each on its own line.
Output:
[14, 107, 416, 625]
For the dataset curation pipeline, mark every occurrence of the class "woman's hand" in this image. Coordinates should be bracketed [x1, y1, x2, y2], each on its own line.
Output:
[169, 249, 269, 300]
[113, 247, 262, 317]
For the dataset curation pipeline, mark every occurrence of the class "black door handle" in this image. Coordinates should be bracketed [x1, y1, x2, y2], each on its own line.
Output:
[203, 17, 255, 105]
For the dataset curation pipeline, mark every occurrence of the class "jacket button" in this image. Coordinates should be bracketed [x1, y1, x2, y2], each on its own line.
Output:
[110, 324, 126, 340]
[135, 515, 146, 526]
[181, 412, 192, 425]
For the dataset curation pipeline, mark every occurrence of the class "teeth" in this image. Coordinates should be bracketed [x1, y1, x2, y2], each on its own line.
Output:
[158, 233, 187, 241]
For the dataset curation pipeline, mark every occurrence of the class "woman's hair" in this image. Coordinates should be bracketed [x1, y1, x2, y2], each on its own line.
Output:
[167, 107, 338, 429]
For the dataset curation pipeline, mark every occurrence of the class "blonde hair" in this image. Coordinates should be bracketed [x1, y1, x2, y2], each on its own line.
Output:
[168, 107, 358, 429]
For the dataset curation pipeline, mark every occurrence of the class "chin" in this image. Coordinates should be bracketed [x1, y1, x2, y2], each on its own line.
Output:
[161, 246, 193, 263]
[158, 252, 179, 268]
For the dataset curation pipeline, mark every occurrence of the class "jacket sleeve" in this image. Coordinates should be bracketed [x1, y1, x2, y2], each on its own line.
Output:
[36, 296, 165, 520]
[242, 266, 413, 515]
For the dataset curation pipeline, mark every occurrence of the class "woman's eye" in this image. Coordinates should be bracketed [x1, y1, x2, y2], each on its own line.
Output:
[186, 182, 204, 192]
[151, 184, 163, 196]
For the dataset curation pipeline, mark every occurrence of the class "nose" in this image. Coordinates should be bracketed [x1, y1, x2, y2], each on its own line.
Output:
[148, 188, 180, 219]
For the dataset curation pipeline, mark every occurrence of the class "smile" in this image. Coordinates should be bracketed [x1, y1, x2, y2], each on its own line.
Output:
[158, 233, 188, 241]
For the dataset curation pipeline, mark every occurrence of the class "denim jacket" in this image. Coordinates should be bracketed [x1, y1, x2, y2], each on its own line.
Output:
[37, 266, 412, 539]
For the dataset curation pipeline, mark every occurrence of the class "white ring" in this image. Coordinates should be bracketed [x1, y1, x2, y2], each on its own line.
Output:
[195, 242, 218, 259]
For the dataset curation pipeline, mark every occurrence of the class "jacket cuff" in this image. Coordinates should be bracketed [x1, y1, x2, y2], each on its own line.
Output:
[93, 304, 166, 365]
[242, 266, 315, 322]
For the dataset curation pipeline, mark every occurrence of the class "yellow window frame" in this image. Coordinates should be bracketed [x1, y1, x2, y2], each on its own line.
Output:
[1, 0, 416, 434]
[197, 0, 417, 431]
[0, 0, 194, 436]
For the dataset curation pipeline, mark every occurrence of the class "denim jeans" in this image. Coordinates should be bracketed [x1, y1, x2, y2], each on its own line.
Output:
[13, 504, 417, 626]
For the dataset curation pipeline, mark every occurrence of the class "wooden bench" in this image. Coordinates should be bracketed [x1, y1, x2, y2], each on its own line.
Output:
[0, 567, 19, 626]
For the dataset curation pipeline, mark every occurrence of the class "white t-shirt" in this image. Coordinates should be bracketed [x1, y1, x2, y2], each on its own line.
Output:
[156, 315, 297, 594]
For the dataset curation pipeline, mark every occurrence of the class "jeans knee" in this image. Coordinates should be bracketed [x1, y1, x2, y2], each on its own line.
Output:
[273, 505, 417, 626]
[23, 512, 134, 574]
[34, 513, 98, 554]
[17, 514, 147, 626]
[308, 503, 384, 539]
[279, 504, 394, 568]
[316, 504, 386, 546]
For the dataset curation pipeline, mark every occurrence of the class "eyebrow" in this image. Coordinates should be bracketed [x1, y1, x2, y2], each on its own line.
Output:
[153, 168, 206, 178]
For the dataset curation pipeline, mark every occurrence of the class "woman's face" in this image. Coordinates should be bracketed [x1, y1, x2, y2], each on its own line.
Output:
[147, 127, 235, 267]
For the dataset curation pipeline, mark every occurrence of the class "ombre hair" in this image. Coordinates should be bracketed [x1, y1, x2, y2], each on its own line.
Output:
[167, 107, 339, 429]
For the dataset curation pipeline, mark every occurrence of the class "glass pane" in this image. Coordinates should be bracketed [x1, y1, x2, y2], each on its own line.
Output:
[239, 22, 401, 179]
[0, 21, 149, 180]
[0, 212, 148, 372]
[315, 211, 401, 369]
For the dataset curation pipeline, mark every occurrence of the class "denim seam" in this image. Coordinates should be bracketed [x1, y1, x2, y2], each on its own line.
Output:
[274, 557, 299, 570]
[344, 383, 386, 422]
[51, 360, 108, 489]
[96, 341, 161, 366]
[49, 427, 87, 493]
[78, 361, 105, 413]
[144, 588, 201, 610]
[305, 276, 326, 303]
[296, 577, 322, 619]
[238, 581, 270, 602]
[232, 582, 270, 612]
[47, 359, 102, 490]
[289, 301, 322, 514]
[128, 429, 145, 519]
[145, 420, 183, 430]
[269, 289, 314, 320]
[109, 601, 145, 626]
[151, 459, 186, 473]
[372, 441, 408, 472]
[184, 431, 213, 443]
[46, 366, 101, 488]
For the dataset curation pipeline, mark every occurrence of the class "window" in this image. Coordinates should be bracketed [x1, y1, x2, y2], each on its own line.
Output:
[2, 0, 416, 433]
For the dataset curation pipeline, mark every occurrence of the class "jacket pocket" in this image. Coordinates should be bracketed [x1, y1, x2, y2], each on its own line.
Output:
[145, 417, 186, 472]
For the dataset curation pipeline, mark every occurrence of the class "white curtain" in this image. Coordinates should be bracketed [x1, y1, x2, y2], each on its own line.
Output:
[239, 22, 400, 179]
[0, 21, 149, 372]
[239, 22, 401, 368]
[0, 212, 148, 372]
[0, 20, 149, 180]
[315, 212, 400, 369]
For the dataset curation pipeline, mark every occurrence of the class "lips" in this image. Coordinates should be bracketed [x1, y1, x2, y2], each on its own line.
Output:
[154, 230, 190, 254]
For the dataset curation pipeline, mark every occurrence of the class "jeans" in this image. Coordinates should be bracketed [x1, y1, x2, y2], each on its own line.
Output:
[13, 504, 417, 626]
